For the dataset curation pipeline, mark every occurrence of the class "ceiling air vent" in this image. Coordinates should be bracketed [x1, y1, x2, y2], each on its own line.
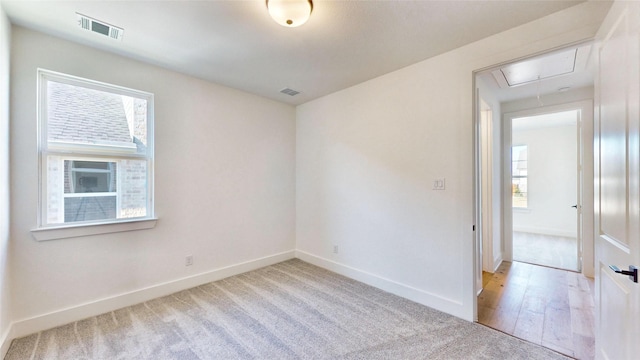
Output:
[76, 13, 124, 41]
[280, 88, 300, 96]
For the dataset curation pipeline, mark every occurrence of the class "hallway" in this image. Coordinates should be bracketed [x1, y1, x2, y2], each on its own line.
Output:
[513, 231, 578, 271]
[478, 261, 595, 359]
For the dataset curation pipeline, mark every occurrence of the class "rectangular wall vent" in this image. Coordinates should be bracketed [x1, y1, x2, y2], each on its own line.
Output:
[77, 13, 124, 41]
[280, 88, 300, 96]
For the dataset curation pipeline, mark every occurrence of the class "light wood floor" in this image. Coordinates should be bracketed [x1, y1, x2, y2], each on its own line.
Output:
[513, 231, 578, 271]
[478, 261, 595, 359]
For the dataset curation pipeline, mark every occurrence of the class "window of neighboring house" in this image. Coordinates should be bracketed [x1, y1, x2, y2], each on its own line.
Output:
[37, 69, 154, 231]
[512, 144, 528, 208]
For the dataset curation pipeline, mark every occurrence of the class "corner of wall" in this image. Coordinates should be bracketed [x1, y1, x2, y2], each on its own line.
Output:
[0, 325, 15, 359]
[0, 3, 13, 358]
[492, 255, 503, 273]
[294, 250, 468, 320]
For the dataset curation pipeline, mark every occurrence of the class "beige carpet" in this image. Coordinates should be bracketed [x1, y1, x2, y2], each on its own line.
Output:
[5, 259, 569, 359]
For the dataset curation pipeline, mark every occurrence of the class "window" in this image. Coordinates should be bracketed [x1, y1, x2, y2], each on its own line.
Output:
[512, 145, 528, 208]
[37, 69, 154, 231]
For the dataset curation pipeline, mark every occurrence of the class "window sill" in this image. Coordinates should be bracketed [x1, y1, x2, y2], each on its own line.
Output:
[513, 207, 531, 213]
[31, 218, 158, 241]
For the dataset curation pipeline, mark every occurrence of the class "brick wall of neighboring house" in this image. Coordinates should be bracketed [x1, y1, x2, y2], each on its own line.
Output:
[119, 159, 147, 218]
[63, 160, 70, 194]
[134, 98, 147, 148]
[46, 156, 63, 224]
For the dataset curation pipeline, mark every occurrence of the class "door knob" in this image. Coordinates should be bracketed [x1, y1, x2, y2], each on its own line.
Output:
[571, 204, 578, 208]
[609, 265, 638, 283]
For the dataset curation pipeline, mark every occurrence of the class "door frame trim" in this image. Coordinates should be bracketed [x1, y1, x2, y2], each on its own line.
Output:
[471, 39, 597, 322]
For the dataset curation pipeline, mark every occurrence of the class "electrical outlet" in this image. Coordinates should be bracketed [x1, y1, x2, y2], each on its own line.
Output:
[333, 245, 339, 254]
[433, 178, 446, 190]
[185, 255, 193, 266]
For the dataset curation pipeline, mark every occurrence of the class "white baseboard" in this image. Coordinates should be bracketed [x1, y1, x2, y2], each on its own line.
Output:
[295, 250, 465, 319]
[493, 255, 503, 272]
[0, 324, 15, 359]
[7, 250, 295, 342]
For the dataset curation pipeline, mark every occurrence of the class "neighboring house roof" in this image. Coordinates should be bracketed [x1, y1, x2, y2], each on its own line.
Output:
[47, 81, 134, 147]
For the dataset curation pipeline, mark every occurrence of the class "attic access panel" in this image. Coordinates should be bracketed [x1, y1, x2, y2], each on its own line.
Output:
[492, 48, 579, 88]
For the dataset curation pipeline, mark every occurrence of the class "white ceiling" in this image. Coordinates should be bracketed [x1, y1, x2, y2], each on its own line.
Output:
[1, 0, 609, 105]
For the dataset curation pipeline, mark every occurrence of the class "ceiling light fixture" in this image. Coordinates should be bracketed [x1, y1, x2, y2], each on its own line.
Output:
[266, 0, 313, 27]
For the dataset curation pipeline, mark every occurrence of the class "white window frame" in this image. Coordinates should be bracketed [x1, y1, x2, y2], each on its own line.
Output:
[511, 144, 528, 209]
[32, 69, 156, 241]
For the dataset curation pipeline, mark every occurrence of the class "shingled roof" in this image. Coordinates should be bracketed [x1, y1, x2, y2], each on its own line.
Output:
[47, 81, 134, 147]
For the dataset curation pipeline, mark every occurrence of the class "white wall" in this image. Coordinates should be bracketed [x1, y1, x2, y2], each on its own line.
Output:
[0, 4, 13, 356]
[512, 124, 577, 237]
[296, 2, 606, 320]
[9, 27, 296, 335]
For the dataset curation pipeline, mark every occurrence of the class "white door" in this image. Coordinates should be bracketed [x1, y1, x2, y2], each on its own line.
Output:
[595, 1, 640, 358]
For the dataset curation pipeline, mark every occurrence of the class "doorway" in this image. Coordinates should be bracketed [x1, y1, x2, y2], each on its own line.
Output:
[501, 100, 593, 275]
[473, 43, 595, 279]
[473, 43, 596, 355]
[510, 109, 580, 272]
